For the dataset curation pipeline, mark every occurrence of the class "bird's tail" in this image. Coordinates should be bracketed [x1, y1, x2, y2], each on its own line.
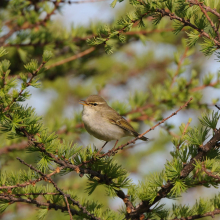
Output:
[133, 132, 148, 141]
[139, 135, 148, 141]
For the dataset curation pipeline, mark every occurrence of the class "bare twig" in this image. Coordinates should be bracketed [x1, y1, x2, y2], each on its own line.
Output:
[46, 47, 95, 69]
[0, 141, 28, 155]
[215, 105, 220, 111]
[170, 47, 189, 88]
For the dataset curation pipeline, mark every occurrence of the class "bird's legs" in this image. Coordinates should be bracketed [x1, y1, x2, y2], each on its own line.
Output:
[95, 141, 108, 157]
[112, 140, 118, 151]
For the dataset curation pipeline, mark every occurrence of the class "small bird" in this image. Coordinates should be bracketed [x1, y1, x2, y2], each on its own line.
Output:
[79, 95, 148, 153]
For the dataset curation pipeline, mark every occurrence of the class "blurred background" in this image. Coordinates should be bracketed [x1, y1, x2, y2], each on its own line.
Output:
[0, 0, 220, 219]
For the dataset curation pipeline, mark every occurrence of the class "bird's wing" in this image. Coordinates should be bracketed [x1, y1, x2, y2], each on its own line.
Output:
[102, 107, 138, 136]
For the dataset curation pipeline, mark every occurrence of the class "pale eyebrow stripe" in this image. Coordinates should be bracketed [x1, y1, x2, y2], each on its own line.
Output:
[89, 102, 105, 104]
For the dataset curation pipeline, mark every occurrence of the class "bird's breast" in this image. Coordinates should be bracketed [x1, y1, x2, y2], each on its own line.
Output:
[82, 107, 127, 141]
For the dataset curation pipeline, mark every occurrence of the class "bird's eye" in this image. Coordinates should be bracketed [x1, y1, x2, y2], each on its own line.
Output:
[93, 103, 98, 106]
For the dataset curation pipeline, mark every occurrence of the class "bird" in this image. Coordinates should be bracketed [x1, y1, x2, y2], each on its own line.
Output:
[79, 95, 148, 154]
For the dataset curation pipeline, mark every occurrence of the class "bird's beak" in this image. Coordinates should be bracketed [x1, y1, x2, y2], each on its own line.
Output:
[79, 100, 88, 106]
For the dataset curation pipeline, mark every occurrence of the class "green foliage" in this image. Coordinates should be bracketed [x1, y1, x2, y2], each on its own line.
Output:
[0, 47, 8, 58]
[24, 59, 39, 73]
[199, 111, 220, 130]
[185, 126, 210, 146]
[1, 0, 220, 219]
[42, 50, 53, 62]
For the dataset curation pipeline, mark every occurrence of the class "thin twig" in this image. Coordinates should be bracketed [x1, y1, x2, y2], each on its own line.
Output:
[170, 47, 189, 88]
[64, 196, 73, 220]
[190, 80, 220, 92]
[215, 105, 220, 111]
[202, 165, 220, 181]
[46, 47, 95, 69]
[0, 192, 60, 196]
[0, 195, 79, 216]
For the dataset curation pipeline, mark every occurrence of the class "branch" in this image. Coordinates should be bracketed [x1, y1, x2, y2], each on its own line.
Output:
[128, 128, 220, 219]
[195, 0, 220, 41]
[0, 195, 79, 216]
[51, 0, 108, 3]
[0, 1, 61, 46]
[190, 80, 220, 92]
[16, 157, 100, 220]
[3, 61, 47, 113]
[46, 47, 95, 69]
[0, 166, 65, 190]
[202, 165, 220, 181]
[0, 141, 28, 155]
[172, 208, 220, 220]
[170, 47, 189, 88]
[154, 8, 220, 48]
[187, 0, 220, 19]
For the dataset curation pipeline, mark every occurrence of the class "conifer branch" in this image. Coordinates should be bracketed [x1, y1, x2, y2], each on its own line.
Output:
[0, 1, 61, 46]
[128, 128, 220, 219]
[0, 195, 80, 216]
[3, 60, 46, 113]
[0, 192, 60, 196]
[16, 157, 101, 220]
[0, 166, 65, 190]
[171, 208, 220, 220]
[195, 0, 220, 41]
[202, 164, 220, 181]
[187, 0, 220, 19]
[154, 8, 220, 48]
[18, 127, 116, 187]
[190, 79, 220, 92]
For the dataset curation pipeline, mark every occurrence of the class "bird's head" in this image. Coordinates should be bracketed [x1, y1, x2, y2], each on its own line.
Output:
[79, 95, 108, 111]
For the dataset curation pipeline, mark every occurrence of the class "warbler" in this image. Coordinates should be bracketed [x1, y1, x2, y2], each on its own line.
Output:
[79, 95, 148, 152]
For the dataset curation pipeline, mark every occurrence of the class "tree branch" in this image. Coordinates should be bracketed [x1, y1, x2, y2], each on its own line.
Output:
[0, 195, 80, 216]
[16, 157, 100, 220]
[171, 208, 220, 220]
[128, 128, 220, 219]
[187, 0, 220, 19]
[46, 47, 95, 69]
[195, 0, 220, 41]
